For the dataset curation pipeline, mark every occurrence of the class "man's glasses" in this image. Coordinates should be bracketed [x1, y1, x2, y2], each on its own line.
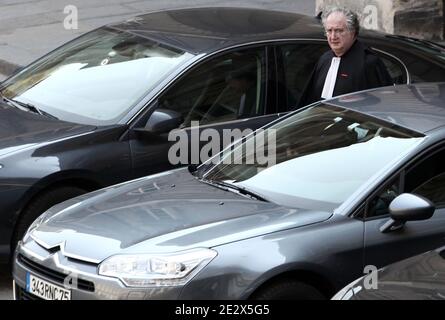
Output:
[325, 28, 349, 36]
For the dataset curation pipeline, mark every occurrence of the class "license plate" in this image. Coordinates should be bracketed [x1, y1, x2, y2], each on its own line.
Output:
[26, 273, 71, 300]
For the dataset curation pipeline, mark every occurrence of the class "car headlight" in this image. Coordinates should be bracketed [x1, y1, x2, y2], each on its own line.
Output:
[98, 248, 217, 287]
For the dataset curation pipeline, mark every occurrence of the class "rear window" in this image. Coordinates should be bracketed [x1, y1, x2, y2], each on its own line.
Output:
[386, 36, 445, 83]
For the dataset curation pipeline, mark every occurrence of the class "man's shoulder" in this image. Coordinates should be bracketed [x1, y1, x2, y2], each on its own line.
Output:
[318, 50, 334, 63]
[364, 48, 383, 65]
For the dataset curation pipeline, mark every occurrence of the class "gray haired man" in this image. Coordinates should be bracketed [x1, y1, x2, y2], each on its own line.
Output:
[298, 7, 392, 107]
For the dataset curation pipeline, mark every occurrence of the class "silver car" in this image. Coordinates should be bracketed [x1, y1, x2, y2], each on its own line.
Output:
[13, 83, 445, 300]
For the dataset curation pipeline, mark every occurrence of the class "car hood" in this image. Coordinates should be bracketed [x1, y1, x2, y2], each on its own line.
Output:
[28, 168, 332, 263]
[0, 102, 95, 157]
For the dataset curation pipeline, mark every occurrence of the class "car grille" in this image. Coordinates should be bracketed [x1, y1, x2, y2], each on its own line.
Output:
[18, 254, 95, 292]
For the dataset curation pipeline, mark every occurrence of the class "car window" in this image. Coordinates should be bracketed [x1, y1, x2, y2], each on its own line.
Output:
[0, 27, 193, 126]
[367, 148, 445, 218]
[386, 36, 445, 83]
[362, 36, 445, 84]
[371, 50, 406, 84]
[159, 47, 266, 127]
[367, 177, 401, 218]
[392, 49, 445, 83]
[201, 104, 424, 211]
[412, 173, 445, 207]
[277, 43, 328, 110]
[382, 48, 445, 83]
[406, 149, 445, 207]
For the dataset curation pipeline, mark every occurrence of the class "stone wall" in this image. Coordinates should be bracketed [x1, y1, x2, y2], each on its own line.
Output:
[315, 0, 444, 40]
[393, 0, 444, 40]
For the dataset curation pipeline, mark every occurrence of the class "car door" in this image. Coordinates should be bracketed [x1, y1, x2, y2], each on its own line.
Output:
[364, 145, 445, 268]
[128, 45, 280, 178]
[274, 41, 330, 111]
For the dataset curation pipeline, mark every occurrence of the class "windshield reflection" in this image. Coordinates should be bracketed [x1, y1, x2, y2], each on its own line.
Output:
[1, 27, 194, 126]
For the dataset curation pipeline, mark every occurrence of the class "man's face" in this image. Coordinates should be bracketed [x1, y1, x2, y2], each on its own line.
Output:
[325, 12, 356, 57]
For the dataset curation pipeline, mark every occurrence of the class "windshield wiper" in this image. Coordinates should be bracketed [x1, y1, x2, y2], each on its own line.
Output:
[201, 179, 268, 202]
[0, 94, 58, 119]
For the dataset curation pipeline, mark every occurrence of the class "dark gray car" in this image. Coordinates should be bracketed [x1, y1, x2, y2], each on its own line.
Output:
[2, 7, 445, 263]
[12, 83, 445, 300]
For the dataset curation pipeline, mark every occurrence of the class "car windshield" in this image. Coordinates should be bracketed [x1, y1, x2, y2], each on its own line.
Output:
[201, 104, 425, 211]
[0, 27, 194, 125]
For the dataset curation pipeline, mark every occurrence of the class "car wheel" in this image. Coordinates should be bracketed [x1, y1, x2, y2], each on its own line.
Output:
[12, 186, 87, 252]
[251, 279, 326, 300]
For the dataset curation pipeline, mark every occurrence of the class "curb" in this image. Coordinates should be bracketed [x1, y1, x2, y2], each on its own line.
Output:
[0, 59, 21, 78]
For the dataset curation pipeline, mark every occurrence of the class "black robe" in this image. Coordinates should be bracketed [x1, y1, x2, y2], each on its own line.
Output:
[297, 40, 393, 108]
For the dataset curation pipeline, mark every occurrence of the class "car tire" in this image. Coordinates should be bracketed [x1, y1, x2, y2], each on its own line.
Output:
[12, 186, 87, 252]
[251, 279, 326, 300]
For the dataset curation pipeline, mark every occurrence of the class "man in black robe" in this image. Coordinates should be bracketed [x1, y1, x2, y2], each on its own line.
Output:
[298, 7, 393, 108]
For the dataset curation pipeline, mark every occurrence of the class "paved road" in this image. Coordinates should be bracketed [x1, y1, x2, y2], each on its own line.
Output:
[0, 0, 315, 76]
[0, 0, 315, 300]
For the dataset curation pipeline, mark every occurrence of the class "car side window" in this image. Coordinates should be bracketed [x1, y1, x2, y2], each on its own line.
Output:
[158, 47, 266, 127]
[387, 36, 445, 83]
[405, 148, 445, 208]
[411, 173, 445, 207]
[371, 50, 406, 84]
[367, 148, 445, 219]
[367, 177, 401, 218]
[277, 43, 329, 111]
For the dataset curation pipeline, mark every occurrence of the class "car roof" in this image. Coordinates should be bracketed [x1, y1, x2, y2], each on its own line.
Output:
[106, 7, 444, 59]
[326, 82, 445, 134]
[107, 7, 328, 54]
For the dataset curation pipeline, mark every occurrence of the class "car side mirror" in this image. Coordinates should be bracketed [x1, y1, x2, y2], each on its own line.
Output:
[135, 109, 183, 136]
[390, 193, 435, 221]
[380, 193, 435, 233]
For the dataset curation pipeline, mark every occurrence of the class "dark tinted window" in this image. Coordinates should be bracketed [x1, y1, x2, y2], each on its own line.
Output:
[277, 43, 328, 110]
[366, 36, 445, 83]
[367, 177, 401, 218]
[406, 149, 445, 207]
[394, 49, 445, 82]
[159, 47, 266, 127]
[372, 50, 406, 84]
[367, 148, 445, 218]
[386, 46, 445, 82]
